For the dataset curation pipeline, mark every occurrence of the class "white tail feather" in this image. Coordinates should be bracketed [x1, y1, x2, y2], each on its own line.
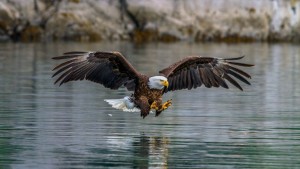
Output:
[104, 98, 140, 112]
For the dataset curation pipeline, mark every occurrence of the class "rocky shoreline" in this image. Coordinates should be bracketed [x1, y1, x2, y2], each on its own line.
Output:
[0, 0, 299, 42]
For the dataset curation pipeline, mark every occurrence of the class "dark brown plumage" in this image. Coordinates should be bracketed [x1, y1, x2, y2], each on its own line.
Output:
[160, 56, 253, 92]
[52, 51, 139, 90]
[52, 51, 254, 118]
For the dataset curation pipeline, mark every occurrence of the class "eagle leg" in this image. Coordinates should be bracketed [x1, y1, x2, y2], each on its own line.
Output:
[150, 101, 159, 110]
[161, 99, 172, 110]
[155, 99, 172, 117]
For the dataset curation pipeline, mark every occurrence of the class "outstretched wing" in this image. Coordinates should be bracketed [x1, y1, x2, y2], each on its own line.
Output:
[52, 51, 140, 90]
[159, 56, 254, 92]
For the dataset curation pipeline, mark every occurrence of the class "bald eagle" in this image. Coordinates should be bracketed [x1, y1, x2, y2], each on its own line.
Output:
[52, 51, 253, 118]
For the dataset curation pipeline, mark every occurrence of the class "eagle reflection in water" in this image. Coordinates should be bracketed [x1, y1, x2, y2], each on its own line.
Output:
[132, 134, 169, 168]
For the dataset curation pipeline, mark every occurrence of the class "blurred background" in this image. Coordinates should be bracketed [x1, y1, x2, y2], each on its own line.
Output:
[0, 0, 300, 43]
[1, 0, 300, 169]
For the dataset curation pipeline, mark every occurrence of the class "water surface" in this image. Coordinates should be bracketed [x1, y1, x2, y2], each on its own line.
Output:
[0, 42, 300, 168]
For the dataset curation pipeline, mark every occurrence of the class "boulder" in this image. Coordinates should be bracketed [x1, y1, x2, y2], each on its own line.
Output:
[0, 0, 299, 42]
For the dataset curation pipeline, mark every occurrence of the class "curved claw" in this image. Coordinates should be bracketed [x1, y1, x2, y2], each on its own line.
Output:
[162, 99, 172, 110]
[155, 99, 172, 117]
[150, 101, 159, 110]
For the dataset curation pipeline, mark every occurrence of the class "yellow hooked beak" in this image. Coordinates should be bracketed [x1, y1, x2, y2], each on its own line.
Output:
[161, 80, 169, 88]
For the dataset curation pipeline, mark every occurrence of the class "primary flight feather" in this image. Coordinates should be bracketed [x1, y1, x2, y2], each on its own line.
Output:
[52, 51, 254, 118]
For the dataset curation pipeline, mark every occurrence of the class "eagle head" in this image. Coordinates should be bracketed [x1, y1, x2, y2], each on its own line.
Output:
[148, 76, 169, 90]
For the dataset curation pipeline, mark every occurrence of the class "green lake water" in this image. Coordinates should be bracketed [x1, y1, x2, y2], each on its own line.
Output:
[0, 42, 299, 168]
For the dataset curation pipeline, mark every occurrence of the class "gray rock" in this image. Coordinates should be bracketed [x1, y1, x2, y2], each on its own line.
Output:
[0, 0, 299, 42]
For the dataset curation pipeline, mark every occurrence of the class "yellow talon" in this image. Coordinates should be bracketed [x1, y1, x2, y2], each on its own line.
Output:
[162, 99, 172, 110]
[150, 101, 159, 110]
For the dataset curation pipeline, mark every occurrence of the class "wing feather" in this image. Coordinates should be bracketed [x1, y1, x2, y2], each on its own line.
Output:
[227, 69, 251, 85]
[212, 69, 229, 89]
[174, 74, 179, 90]
[59, 62, 89, 85]
[180, 70, 186, 89]
[159, 55, 254, 92]
[187, 69, 193, 90]
[192, 68, 202, 87]
[52, 59, 78, 71]
[190, 68, 199, 88]
[52, 51, 140, 90]
[52, 61, 80, 77]
[178, 73, 182, 90]
[168, 76, 174, 90]
[205, 67, 219, 87]
[227, 61, 253, 67]
[227, 65, 251, 79]
[223, 74, 243, 91]
[199, 67, 211, 88]
[189, 69, 196, 89]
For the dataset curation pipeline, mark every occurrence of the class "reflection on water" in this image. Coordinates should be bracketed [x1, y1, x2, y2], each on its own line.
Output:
[0, 42, 300, 168]
[132, 134, 169, 168]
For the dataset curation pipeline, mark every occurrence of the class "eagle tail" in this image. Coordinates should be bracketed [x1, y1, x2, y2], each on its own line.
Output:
[104, 97, 140, 112]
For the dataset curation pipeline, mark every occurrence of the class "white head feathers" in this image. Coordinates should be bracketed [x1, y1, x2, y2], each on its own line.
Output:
[148, 76, 168, 90]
